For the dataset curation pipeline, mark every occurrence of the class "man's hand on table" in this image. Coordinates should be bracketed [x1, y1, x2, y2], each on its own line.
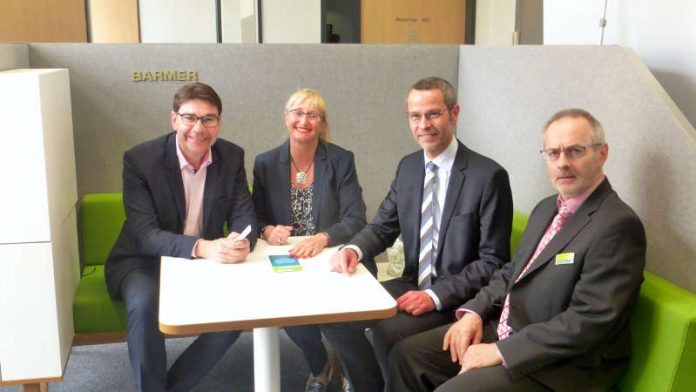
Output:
[262, 225, 293, 245]
[194, 233, 250, 263]
[330, 248, 359, 275]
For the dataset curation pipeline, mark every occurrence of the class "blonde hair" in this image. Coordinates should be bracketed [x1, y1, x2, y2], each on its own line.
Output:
[285, 88, 331, 142]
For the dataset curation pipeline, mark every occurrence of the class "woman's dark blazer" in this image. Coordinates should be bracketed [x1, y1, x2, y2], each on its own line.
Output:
[252, 139, 368, 259]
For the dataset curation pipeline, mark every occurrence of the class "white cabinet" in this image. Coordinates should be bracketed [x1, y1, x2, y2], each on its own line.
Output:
[0, 69, 79, 383]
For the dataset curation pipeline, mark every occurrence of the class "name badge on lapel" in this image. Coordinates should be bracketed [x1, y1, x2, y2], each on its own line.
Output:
[555, 253, 575, 265]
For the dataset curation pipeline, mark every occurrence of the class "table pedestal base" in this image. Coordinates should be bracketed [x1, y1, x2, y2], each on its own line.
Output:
[253, 327, 280, 392]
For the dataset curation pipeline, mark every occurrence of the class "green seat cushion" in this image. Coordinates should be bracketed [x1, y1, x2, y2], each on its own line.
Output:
[616, 271, 696, 391]
[80, 193, 126, 267]
[511, 210, 529, 255]
[73, 265, 127, 333]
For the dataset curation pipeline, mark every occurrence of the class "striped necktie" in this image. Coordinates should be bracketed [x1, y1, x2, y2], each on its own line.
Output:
[497, 204, 572, 339]
[418, 162, 438, 289]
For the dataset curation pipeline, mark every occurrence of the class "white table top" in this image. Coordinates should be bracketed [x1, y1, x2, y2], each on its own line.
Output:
[159, 237, 397, 335]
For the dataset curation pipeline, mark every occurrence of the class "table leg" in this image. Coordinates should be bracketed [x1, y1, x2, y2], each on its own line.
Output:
[253, 327, 280, 392]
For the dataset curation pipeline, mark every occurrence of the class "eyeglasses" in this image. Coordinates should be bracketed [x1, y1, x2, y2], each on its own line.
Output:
[408, 110, 447, 124]
[176, 113, 219, 128]
[287, 109, 323, 122]
[540, 143, 602, 161]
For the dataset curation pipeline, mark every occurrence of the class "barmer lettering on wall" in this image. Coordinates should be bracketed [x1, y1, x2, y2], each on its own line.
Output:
[131, 70, 198, 82]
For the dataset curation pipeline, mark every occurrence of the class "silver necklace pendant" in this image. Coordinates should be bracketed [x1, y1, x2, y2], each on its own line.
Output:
[295, 171, 308, 184]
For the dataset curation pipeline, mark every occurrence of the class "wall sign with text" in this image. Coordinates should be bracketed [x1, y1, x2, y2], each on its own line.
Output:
[361, 0, 466, 44]
[132, 70, 198, 82]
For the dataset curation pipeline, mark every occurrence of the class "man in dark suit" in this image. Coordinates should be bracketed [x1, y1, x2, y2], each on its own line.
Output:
[328, 77, 513, 390]
[105, 82, 257, 392]
[388, 109, 647, 392]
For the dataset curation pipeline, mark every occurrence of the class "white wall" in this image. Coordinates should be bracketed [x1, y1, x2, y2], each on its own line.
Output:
[261, 0, 321, 43]
[240, 0, 258, 43]
[221, 0, 257, 43]
[544, 0, 696, 128]
[475, 0, 517, 44]
[139, 0, 218, 43]
[221, 0, 242, 43]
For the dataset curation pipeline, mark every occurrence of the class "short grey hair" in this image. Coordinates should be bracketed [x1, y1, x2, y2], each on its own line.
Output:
[543, 108, 606, 144]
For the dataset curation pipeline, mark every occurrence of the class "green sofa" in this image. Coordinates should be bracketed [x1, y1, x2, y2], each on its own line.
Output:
[507, 212, 695, 391]
[511, 210, 529, 255]
[509, 210, 696, 391]
[616, 271, 696, 391]
[73, 193, 127, 338]
[72, 194, 696, 391]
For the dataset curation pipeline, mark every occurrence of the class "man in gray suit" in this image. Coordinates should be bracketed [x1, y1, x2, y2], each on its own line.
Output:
[327, 77, 513, 391]
[388, 108, 647, 392]
[105, 82, 256, 392]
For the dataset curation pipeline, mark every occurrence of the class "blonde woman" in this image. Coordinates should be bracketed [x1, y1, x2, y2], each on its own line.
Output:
[252, 89, 374, 392]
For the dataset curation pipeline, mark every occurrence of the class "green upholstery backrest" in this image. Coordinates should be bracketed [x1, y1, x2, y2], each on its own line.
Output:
[616, 271, 696, 391]
[80, 193, 125, 266]
[510, 210, 529, 255]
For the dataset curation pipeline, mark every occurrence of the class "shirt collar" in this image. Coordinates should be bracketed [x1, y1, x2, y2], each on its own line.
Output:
[556, 174, 606, 214]
[424, 136, 458, 170]
[176, 140, 212, 172]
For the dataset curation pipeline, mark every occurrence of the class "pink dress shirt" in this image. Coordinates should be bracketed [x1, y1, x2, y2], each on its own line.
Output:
[176, 142, 212, 255]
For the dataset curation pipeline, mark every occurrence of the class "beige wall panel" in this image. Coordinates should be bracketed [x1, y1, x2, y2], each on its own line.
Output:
[0, 0, 87, 42]
[361, 0, 466, 44]
[28, 43, 459, 225]
[88, 0, 140, 43]
[0, 44, 29, 70]
[458, 46, 696, 293]
[24, 43, 696, 292]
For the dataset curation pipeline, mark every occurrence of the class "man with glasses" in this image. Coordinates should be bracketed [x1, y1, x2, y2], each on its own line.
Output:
[327, 76, 513, 390]
[388, 109, 646, 392]
[105, 82, 256, 392]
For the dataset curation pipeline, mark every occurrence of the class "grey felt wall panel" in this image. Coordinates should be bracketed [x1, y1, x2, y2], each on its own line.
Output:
[28, 43, 459, 221]
[457, 45, 696, 292]
[14, 43, 696, 292]
[0, 44, 30, 71]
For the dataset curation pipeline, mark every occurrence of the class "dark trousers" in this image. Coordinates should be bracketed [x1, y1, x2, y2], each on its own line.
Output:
[284, 325, 328, 376]
[373, 278, 456, 375]
[387, 322, 551, 392]
[284, 321, 384, 392]
[318, 278, 455, 391]
[120, 266, 241, 392]
[321, 321, 384, 392]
